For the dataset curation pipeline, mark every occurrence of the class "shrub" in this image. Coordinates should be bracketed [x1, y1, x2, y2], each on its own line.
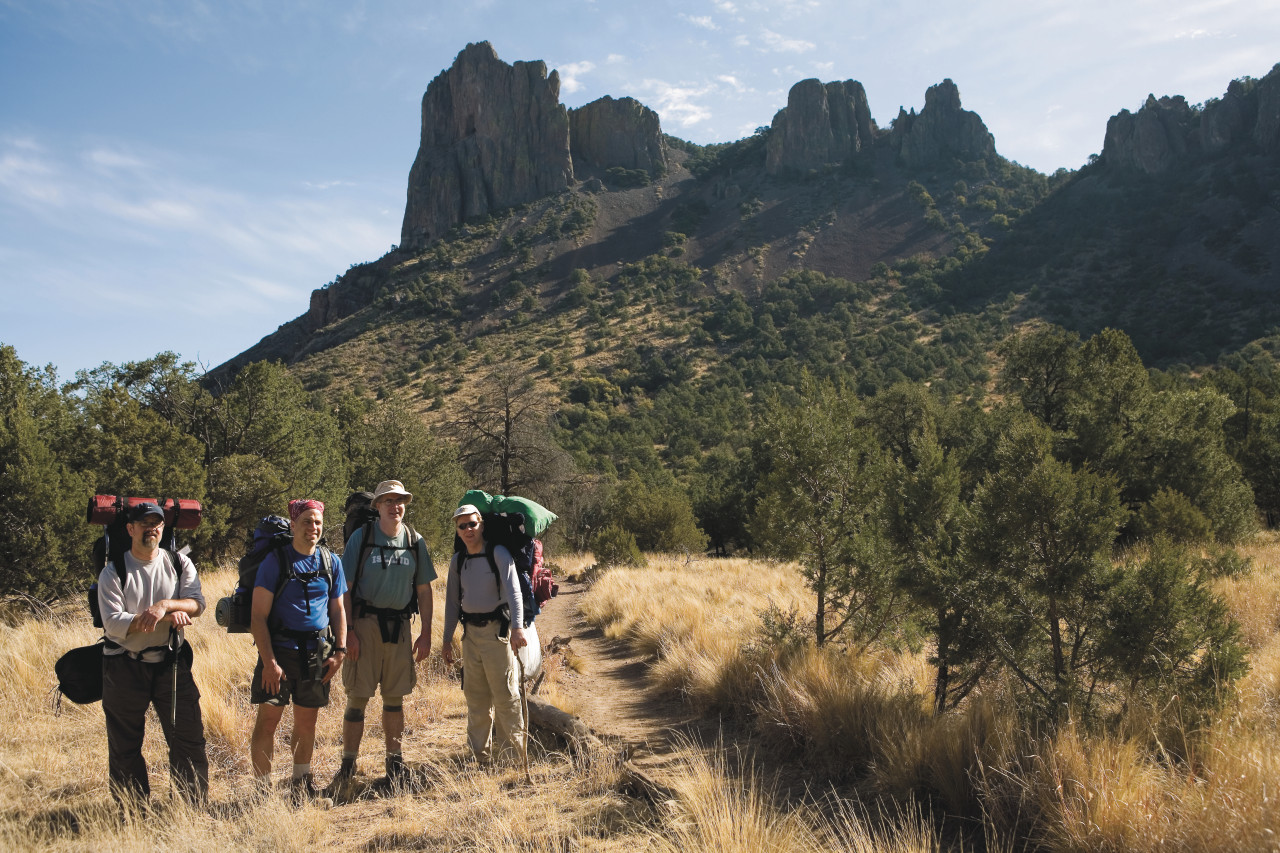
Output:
[592, 524, 646, 568]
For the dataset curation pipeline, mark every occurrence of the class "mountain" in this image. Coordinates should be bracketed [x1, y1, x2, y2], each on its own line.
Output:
[212, 43, 1280, 437]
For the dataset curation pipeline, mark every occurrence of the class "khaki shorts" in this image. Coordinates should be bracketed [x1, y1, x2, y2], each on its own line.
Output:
[341, 614, 417, 699]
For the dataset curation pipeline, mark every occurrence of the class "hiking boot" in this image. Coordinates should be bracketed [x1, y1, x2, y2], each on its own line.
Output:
[290, 768, 330, 804]
[385, 753, 410, 786]
[323, 758, 356, 797]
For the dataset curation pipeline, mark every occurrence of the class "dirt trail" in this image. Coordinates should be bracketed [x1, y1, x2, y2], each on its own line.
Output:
[531, 578, 713, 767]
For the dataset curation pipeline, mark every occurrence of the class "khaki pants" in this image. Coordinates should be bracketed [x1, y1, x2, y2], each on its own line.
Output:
[461, 621, 524, 763]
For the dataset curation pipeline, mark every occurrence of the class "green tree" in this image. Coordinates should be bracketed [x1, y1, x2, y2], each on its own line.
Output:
[202, 360, 347, 554]
[753, 379, 902, 647]
[345, 395, 465, 552]
[885, 428, 990, 714]
[1100, 537, 1248, 717]
[606, 473, 707, 554]
[964, 419, 1128, 721]
[0, 345, 92, 600]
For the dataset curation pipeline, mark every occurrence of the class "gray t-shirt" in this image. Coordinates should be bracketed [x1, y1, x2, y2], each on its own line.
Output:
[98, 549, 204, 662]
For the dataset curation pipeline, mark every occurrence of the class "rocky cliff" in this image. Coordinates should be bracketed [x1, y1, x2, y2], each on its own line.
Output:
[1102, 63, 1280, 173]
[569, 95, 666, 173]
[400, 42, 574, 250]
[765, 78, 875, 174]
[890, 79, 995, 169]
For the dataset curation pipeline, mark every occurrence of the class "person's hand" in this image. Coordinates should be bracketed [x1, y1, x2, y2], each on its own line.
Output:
[346, 632, 360, 662]
[168, 610, 192, 629]
[441, 643, 455, 666]
[135, 602, 169, 632]
[413, 631, 431, 663]
[322, 651, 344, 683]
[261, 659, 284, 695]
[510, 627, 528, 651]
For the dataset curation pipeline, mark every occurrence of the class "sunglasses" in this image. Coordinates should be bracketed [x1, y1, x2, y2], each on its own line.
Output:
[456, 521, 480, 531]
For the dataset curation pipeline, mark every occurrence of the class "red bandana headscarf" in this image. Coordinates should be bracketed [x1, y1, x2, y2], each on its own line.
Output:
[288, 499, 325, 521]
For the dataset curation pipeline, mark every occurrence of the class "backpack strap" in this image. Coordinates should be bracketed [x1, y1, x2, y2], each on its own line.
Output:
[352, 522, 419, 614]
[268, 544, 333, 629]
[351, 520, 376, 604]
[110, 548, 181, 586]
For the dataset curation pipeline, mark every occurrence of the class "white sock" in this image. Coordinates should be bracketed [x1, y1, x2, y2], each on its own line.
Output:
[293, 762, 311, 780]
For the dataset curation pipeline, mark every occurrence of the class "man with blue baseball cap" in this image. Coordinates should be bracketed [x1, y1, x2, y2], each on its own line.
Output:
[97, 501, 208, 804]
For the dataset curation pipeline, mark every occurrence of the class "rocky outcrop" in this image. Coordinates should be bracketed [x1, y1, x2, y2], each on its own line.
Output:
[890, 79, 995, 169]
[1104, 64, 1280, 173]
[400, 42, 573, 250]
[1102, 94, 1197, 173]
[765, 79, 875, 174]
[569, 96, 665, 173]
[1252, 63, 1280, 153]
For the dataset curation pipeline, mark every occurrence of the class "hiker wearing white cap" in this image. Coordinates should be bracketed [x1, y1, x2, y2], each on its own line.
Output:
[441, 504, 527, 764]
[332, 479, 436, 790]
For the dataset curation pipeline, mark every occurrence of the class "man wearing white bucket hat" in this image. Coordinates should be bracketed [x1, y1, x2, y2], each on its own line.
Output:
[332, 479, 435, 790]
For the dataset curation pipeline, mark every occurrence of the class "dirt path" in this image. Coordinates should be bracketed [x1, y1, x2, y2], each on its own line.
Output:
[531, 578, 712, 765]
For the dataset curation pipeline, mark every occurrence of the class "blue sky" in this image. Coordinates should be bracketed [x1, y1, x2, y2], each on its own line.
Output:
[3, 0, 1277, 380]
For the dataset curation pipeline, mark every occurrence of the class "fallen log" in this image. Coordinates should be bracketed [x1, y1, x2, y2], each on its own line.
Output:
[526, 696, 604, 750]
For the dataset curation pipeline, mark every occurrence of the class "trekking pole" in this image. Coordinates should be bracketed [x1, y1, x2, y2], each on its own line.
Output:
[168, 625, 179, 800]
[517, 655, 531, 785]
[168, 626, 179, 729]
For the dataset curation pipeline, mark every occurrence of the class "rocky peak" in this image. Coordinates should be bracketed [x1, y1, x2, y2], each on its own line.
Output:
[1103, 64, 1280, 174]
[890, 79, 995, 168]
[569, 95, 666, 174]
[1101, 94, 1196, 174]
[765, 78, 874, 175]
[400, 42, 573, 250]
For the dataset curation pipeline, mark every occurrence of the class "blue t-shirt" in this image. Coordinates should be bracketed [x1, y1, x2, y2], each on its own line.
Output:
[255, 546, 346, 650]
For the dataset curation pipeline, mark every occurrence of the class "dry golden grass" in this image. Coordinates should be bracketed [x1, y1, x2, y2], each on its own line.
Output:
[12, 537, 1280, 852]
[573, 542, 1280, 852]
[642, 745, 947, 853]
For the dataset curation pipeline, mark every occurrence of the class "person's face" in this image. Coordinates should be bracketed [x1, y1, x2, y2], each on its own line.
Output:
[378, 494, 408, 526]
[294, 508, 323, 549]
[456, 512, 483, 546]
[127, 515, 164, 550]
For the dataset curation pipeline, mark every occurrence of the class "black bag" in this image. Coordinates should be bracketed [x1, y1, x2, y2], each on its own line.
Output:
[54, 641, 104, 706]
[343, 491, 378, 545]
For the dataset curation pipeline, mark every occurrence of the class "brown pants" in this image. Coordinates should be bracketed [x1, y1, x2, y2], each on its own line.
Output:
[102, 650, 208, 802]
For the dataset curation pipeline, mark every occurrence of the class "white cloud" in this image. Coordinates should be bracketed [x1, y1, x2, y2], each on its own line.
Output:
[714, 1, 737, 11]
[682, 14, 717, 30]
[558, 60, 597, 94]
[717, 74, 746, 92]
[639, 79, 714, 127]
[733, 33, 750, 47]
[607, 53, 626, 64]
[759, 29, 815, 53]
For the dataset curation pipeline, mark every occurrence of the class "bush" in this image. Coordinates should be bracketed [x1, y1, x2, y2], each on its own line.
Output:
[1136, 488, 1214, 543]
[592, 524, 646, 568]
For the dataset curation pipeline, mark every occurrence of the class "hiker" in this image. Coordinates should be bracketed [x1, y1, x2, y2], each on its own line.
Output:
[441, 504, 527, 764]
[334, 479, 436, 788]
[249, 499, 347, 800]
[97, 501, 209, 804]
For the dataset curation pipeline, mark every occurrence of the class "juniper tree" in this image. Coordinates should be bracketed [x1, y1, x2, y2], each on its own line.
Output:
[753, 378, 903, 647]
